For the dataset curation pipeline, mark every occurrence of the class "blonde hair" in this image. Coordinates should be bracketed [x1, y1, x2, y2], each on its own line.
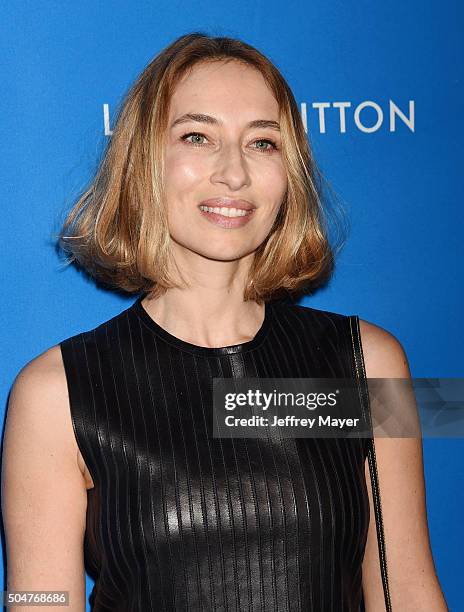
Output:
[57, 32, 347, 303]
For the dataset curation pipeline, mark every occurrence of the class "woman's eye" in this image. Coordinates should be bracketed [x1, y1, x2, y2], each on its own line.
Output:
[181, 132, 208, 146]
[252, 139, 278, 153]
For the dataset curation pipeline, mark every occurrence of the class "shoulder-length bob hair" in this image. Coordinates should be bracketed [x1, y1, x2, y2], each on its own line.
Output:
[58, 32, 345, 303]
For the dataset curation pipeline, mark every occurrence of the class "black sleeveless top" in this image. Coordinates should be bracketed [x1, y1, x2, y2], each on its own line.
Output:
[59, 295, 371, 611]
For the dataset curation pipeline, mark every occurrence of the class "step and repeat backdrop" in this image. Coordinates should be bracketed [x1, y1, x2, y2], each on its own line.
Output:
[2, 1, 463, 609]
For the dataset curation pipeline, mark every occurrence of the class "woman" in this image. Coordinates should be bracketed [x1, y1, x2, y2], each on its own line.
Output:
[2, 33, 447, 611]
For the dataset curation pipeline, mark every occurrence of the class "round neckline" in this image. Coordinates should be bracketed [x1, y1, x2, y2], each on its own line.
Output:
[131, 294, 274, 356]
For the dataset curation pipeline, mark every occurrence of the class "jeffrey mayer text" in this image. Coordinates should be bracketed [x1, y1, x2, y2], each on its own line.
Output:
[224, 415, 360, 428]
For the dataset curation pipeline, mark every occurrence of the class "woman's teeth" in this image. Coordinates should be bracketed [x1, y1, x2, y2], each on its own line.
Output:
[199, 206, 252, 218]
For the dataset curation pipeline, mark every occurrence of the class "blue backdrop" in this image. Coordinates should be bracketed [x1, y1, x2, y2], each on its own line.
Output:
[1, 1, 463, 609]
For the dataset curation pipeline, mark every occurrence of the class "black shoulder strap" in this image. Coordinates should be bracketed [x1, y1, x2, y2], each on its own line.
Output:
[349, 315, 393, 612]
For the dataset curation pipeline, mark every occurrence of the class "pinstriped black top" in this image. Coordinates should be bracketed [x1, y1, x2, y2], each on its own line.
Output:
[59, 295, 371, 612]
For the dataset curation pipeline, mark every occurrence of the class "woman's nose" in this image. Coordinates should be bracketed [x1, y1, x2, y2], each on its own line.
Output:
[210, 143, 251, 190]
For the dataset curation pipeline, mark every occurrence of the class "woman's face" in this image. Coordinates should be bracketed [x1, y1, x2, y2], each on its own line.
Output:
[163, 60, 288, 263]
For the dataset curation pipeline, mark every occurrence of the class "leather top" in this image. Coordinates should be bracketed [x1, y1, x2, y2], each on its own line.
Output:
[60, 295, 370, 611]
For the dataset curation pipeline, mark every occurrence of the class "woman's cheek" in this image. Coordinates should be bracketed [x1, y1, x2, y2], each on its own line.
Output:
[256, 162, 287, 195]
[169, 154, 206, 184]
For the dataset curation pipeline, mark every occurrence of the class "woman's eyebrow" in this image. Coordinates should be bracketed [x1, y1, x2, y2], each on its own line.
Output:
[170, 112, 280, 131]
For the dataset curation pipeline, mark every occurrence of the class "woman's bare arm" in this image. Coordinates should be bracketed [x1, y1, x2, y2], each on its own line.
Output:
[359, 320, 448, 611]
[1, 345, 88, 611]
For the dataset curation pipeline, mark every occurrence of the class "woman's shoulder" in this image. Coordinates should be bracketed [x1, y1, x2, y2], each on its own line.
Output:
[58, 300, 134, 349]
[9, 303, 132, 401]
[12, 344, 68, 406]
[7, 344, 83, 479]
[8, 342, 80, 446]
[358, 318, 411, 378]
[278, 301, 411, 378]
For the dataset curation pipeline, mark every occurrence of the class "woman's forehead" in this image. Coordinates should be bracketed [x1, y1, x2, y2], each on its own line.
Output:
[169, 62, 279, 121]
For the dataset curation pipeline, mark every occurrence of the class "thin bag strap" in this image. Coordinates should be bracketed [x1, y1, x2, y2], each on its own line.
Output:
[349, 315, 392, 612]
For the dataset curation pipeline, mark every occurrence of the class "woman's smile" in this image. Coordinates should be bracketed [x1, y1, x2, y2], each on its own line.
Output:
[198, 204, 255, 228]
